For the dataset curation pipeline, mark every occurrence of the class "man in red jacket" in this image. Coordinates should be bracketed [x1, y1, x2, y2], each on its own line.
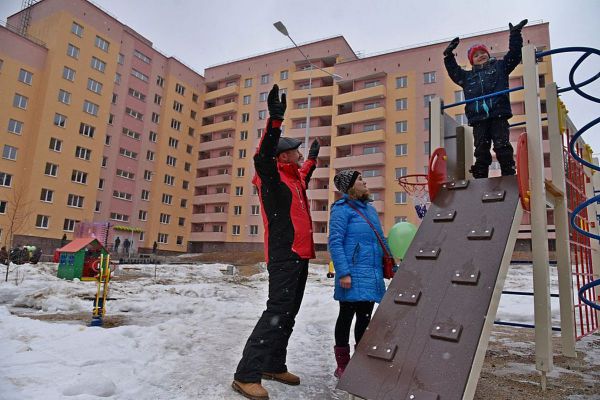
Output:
[233, 85, 319, 400]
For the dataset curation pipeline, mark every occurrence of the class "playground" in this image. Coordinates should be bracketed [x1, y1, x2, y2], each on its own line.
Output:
[0, 259, 598, 399]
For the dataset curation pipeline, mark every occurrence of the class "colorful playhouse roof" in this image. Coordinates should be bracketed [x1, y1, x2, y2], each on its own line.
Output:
[57, 237, 107, 253]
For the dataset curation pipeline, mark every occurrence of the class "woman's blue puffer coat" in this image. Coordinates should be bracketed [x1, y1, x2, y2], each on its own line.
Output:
[328, 195, 387, 303]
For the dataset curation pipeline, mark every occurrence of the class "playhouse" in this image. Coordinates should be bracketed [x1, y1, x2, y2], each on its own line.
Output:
[56, 237, 108, 281]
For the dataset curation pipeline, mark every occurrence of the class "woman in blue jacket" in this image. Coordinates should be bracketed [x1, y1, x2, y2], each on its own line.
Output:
[328, 170, 388, 378]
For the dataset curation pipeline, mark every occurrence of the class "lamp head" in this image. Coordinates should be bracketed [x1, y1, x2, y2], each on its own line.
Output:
[273, 21, 289, 36]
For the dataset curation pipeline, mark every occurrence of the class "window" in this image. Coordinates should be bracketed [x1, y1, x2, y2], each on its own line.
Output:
[45, 162, 58, 177]
[119, 147, 138, 159]
[112, 190, 132, 201]
[251, 205, 260, 215]
[18, 68, 33, 84]
[108, 114, 114, 125]
[166, 155, 177, 166]
[90, 56, 106, 73]
[237, 167, 245, 177]
[424, 141, 430, 155]
[182, 180, 189, 190]
[178, 217, 185, 227]
[213, 225, 224, 233]
[63, 219, 77, 232]
[151, 112, 160, 124]
[173, 100, 183, 112]
[170, 119, 181, 131]
[424, 118, 430, 131]
[126, 107, 143, 121]
[147, 150, 155, 161]
[184, 163, 191, 172]
[164, 174, 175, 186]
[154, 94, 162, 105]
[71, 22, 83, 37]
[149, 131, 158, 142]
[83, 100, 99, 116]
[240, 131, 248, 140]
[280, 70, 288, 80]
[8, 119, 23, 135]
[364, 102, 380, 110]
[95, 35, 109, 52]
[232, 225, 241, 235]
[67, 194, 84, 208]
[13, 93, 28, 109]
[131, 69, 149, 82]
[2, 145, 17, 161]
[87, 78, 103, 94]
[49, 137, 62, 152]
[258, 110, 267, 120]
[192, 93, 199, 103]
[36, 215, 49, 229]
[396, 98, 408, 110]
[454, 90, 465, 102]
[235, 186, 244, 196]
[364, 123, 379, 132]
[239, 149, 247, 159]
[123, 127, 141, 140]
[424, 71, 436, 84]
[54, 113, 67, 127]
[139, 210, 148, 221]
[66, 44, 79, 59]
[156, 76, 164, 87]
[63, 66, 75, 81]
[158, 233, 168, 244]
[259, 92, 268, 102]
[71, 170, 88, 184]
[58, 89, 71, 104]
[424, 94, 435, 107]
[0, 200, 7, 214]
[144, 170, 153, 181]
[128, 88, 146, 101]
[175, 83, 186, 95]
[186, 144, 192, 154]
[396, 76, 407, 88]
[115, 73, 121, 85]
[75, 146, 91, 160]
[363, 146, 379, 155]
[180, 198, 188, 208]
[395, 167, 408, 179]
[234, 206, 242, 215]
[362, 169, 381, 177]
[110, 212, 129, 222]
[395, 216, 408, 223]
[101, 156, 107, 167]
[241, 113, 250, 123]
[243, 95, 251, 105]
[396, 120, 408, 133]
[244, 78, 252, 88]
[94, 201, 101, 212]
[260, 74, 270, 84]
[116, 169, 135, 180]
[159, 213, 171, 224]
[133, 49, 151, 64]
[395, 192, 408, 204]
[395, 143, 408, 156]
[188, 128, 195, 138]
[364, 80, 380, 88]
[168, 137, 179, 148]
[79, 123, 95, 138]
[0, 172, 12, 187]
[98, 178, 104, 189]
[162, 193, 173, 205]
[117, 53, 125, 64]
[141, 190, 150, 201]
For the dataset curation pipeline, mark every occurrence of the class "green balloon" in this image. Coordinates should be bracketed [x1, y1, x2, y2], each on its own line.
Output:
[387, 222, 418, 259]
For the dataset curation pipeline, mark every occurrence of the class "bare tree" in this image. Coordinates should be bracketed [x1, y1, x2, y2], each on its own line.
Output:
[2, 184, 33, 281]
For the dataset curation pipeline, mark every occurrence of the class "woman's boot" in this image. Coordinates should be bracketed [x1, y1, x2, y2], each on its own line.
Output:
[334, 345, 350, 378]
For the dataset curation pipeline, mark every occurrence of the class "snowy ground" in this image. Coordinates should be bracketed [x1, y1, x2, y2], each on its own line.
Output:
[0, 262, 598, 400]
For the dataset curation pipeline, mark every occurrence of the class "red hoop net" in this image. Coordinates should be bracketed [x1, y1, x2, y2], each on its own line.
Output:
[398, 174, 429, 219]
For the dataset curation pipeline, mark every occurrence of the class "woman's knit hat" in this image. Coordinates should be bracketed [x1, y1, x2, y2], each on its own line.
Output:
[334, 170, 360, 194]
[467, 44, 490, 65]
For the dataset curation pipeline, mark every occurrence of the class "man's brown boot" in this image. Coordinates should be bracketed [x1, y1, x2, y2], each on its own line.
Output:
[231, 380, 269, 400]
[262, 371, 300, 386]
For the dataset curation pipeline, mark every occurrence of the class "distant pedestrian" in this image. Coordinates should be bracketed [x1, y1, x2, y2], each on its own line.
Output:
[114, 236, 121, 253]
[123, 238, 131, 256]
[60, 234, 68, 247]
[152, 241, 158, 254]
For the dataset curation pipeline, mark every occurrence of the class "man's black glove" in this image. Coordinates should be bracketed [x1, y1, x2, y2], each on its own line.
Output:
[443, 37, 460, 57]
[268, 84, 286, 120]
[509, 19, 528, 33]
[308, 139, 320, 160]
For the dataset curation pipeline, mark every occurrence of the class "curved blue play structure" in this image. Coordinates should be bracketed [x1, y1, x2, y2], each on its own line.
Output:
[539, 46, 600, 311]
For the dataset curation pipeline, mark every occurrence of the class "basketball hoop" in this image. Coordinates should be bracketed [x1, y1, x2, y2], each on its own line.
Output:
[398, 174, 430, 219]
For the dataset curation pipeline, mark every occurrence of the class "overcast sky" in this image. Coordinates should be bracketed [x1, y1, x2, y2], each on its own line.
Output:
[2, 0, 598, 152]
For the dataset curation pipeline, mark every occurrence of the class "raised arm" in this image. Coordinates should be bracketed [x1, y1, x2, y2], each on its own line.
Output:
[299, 139, 319, 186]
[504, 19, 528, 73]
[443, 37, 466, 87]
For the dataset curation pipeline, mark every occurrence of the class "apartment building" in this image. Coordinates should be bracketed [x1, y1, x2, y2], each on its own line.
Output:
[0, 0, 201, 253]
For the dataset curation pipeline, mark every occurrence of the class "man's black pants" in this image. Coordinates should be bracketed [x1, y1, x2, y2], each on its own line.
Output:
[234, 259, 309, 383]
[471, 117, 515, 178]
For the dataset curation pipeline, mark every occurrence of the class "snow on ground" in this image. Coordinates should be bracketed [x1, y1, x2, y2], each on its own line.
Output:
[0, 262, 598, 399]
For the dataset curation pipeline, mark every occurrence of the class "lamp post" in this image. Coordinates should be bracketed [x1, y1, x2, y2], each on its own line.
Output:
[274, 21, 343, 159]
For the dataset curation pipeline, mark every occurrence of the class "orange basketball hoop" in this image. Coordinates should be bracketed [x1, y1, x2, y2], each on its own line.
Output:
[398, 174, 429, 219]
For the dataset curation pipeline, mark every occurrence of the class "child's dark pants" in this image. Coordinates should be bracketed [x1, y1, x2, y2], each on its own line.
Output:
[471, 117, 515, 178]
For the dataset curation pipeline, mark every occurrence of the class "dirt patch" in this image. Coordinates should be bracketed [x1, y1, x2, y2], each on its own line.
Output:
[14, 311, 129, 328]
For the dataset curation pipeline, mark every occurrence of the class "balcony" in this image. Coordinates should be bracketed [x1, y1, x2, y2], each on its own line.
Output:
[336, 85, 386, 105]
[195, 174, 231, 186]
[363, 176, 385, 189]
[333, 129, 385, 147]
[313, 232, 328, 244]
[195, 192, 231, 204]
[288, 86, 334, 100]
[200, 137, 234, 151]
[197, 155, 233, 169]
[191, 212, 228, 223]
[199, 119, 236, 134]
[292, 67, 336, 81]
[333, 152, 385, 169]
[311, 210, 329, 222]
[204, 85, 239, 101]
[312, 167, 330, 179]
[334, 107, 385, 126]
[288, 105, 333, 120]
[189, 231, 227, 242]
[307, 188, 330, 201]
[287, 125, 332, 139]
[203, 102, 237, 118]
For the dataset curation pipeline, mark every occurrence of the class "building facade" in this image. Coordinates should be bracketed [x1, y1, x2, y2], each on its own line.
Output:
[1, 0, 555, 254]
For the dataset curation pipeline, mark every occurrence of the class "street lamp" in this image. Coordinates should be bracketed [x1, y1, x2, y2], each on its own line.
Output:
[274, 21, 343, 159]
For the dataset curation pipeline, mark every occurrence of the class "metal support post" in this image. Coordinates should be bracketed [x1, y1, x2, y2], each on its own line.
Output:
[430, 97, 444, 151]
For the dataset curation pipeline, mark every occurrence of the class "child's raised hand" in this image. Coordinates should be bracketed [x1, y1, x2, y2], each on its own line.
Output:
[509, 19, 528, 32]
[443, 37, 460, 57]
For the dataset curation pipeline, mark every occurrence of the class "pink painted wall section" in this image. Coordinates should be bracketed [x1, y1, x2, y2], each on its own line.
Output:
[0, 26, 47, 68]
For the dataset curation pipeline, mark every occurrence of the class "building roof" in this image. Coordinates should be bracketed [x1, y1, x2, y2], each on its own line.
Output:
[57, 237, 106, 253]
